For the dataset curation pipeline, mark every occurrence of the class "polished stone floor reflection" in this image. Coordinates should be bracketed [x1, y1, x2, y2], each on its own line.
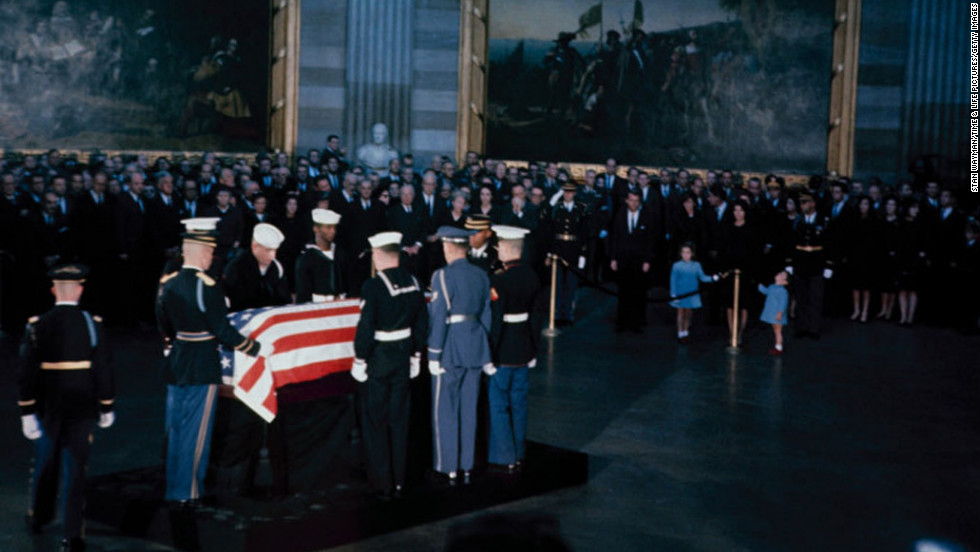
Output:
[1, 290, 977, 551]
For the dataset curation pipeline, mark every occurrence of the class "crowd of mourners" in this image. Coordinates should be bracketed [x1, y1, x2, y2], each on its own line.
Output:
[1, 139, 978, 343]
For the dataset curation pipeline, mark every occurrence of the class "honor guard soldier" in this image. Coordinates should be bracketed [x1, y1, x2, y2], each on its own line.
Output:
[295, 209, 347, 303]
[223, 223, 291, 311]
[428, 226, 493, 485]
[486, 226, 541, 472]
[19, 264, 115, 552]
[350, 231, 429, 499]
[548, 181, 589, 325]
[785, 193, 834, 339]
[156, 218, 269, 505]
[465, 214, 500, 274]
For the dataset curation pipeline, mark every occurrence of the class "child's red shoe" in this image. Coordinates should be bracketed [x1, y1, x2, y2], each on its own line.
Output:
[769, 347, 782, 356]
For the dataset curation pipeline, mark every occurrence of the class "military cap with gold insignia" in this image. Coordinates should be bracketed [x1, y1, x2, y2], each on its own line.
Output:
[180, 217, 220, 247]
[48, 263, 89, 283]
[464, 214, 492, 231]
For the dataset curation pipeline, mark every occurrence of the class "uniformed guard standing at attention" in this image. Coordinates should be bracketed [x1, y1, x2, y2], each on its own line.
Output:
[785, 193, 834, 339]
[295, 209, 347, 303]
[547, 181, 590, 325]
[465, 214, 500, 274]
[427, 226, 493, 486]
[350, 231, 429, 499]
[156, 218, 269, 506]
[19, 264, 115, 552]
[486, 226, 541, 473]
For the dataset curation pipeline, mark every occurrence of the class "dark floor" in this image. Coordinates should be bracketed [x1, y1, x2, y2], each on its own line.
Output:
[1, 290, 978, 552]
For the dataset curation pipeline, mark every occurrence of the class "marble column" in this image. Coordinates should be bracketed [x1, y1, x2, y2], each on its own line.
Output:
[344, 0, 414, 156]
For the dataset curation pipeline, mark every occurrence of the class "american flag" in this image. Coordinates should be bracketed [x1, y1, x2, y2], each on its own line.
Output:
[221, 299, 362, 422]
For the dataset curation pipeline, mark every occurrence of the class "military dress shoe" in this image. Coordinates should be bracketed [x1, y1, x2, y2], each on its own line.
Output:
[62, 537, 86, 552]
[392, 484, 404, 499]
[425, 469, 457, 487]
[461, 470, 472, 485]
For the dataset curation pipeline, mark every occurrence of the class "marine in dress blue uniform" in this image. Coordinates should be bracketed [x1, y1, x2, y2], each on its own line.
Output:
[549, 181, 590, 324]
[486, 226, 541, 471]
[427, 226, 493, 484]
[786, 194, 834, 338]
[19, 264, 115, 552]
[155, 218, 266, 504]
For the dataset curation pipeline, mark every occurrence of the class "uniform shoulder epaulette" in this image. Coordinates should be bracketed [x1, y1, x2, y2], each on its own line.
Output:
[27, 315, 39, 324]
[159, 271, 178, 285]
[196, 272, 216, 286]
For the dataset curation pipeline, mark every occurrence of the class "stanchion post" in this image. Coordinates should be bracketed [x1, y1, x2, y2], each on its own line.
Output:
[728, 269, 741, 352]
[542, 253, 561, 337]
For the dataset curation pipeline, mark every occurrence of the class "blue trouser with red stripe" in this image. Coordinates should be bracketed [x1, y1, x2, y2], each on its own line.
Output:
[165, 384, 218, 501]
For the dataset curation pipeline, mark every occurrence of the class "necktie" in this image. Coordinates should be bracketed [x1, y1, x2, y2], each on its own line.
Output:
[427, 197, 433, 216]
[629, 213, 635, 233]
[45, 214, 53, 226]
[137, 197, 144, 213]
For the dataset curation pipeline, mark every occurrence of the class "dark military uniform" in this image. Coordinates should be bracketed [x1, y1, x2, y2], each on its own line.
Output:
[428, 254, 492, 477]
[487, 259, 541, 467]
[467, 243, 501, 274]
[294, 244, 348, 302]
[550, 199, 590, 322]
[224, 253, 291, 311]
[353, 267, 428, 494]
[787, 212, 833, 337]
[19, 302, 114, 544]
[156, 267, 261, 501]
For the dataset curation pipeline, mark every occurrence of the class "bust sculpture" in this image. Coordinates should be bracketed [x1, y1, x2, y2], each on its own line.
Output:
[356, 123, 399, 176]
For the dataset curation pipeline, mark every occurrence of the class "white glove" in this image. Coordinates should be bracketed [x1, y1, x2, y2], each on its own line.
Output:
[528, 358, 537, 369]
[409, 353, 421, 379]
[21, 415, 42, 440]
[577, 256, 586, 270]
[258, 341, 275, 358]
[785, 266, 794, 276]
[163, 344, 172, 357]
[428, 360, 445, 376]
[483, 363, 497, 376]
[98, 411, 115, 429]
[351, 358, 368, 382]
[823, 268, 833, 279]
[712, 274, 720, 282]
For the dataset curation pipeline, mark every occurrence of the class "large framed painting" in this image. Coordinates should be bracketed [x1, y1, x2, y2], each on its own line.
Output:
[484, 0, 836, 174]
[0, 0, 273, 152]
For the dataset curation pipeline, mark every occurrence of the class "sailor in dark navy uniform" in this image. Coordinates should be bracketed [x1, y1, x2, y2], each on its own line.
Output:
[295, 208, 347, 303]
[486, 226, 541, 472]
[19, 264, 115, 552]
[548, 181, 590, 324]
[155, 218, 268, 505]
[223, 223, 291, 311]
[350, 231, 429, 499]
[465, 214, 500, 274]
[427, 226, 493, 485]
[786, 194, 834, 338]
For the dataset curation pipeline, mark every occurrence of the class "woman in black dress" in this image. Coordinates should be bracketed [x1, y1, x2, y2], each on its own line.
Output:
[439, 190, 468, 228]
[895, 200, 929, 325]
[669, 192, 705, 252]
[876, 196, 901, 320]
[475, 184, 498, 222]
[719, 201, 760, 345]
[848, 196, 879, 322]
[275, 193, 310, 292]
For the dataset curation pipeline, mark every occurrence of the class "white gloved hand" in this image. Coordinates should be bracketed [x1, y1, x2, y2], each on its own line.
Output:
[483, 363, 497, 376]
[528, 358, 537, 369]
[428, 360, 445, 376]
[351, 358, 368, 382]
[823, 268, 833, 279]
[258, 340, 275, 358]
[577, 256, 586, 270]
[21, 415, 42, 440]
[785, 266, 794, 276]
[98, 411, 115, 429]
[712, 274, 720, 282]
[163, 343, 172, 357]
[409, 353, 421, 379]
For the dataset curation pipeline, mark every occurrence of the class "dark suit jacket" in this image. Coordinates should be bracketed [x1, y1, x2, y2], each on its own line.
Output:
[71, 192, 115, 261]
[149, 194, 183, 253]
[114, 192, 148, 258]
[609, 207, 655, 268]
[386, 204, 424, 248]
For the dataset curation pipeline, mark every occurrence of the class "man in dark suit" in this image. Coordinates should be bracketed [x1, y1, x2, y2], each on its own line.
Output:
[386, 184, 424, 279]
[345, 179, 387, 295]
[149, 172, 184, 275]
[115, 174, 152, 325]
[25, 192, 69, 316]
[416, 170, 447, 282]
[202, 188, 244, 278]
[701, 184, 733, 324]
[71, 177, 115, 317]
[608, 190, 655, 333]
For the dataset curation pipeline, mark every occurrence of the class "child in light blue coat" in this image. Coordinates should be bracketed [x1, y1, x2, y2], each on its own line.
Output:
[758, 270, 790, 355]
[670, 242, 718, 343]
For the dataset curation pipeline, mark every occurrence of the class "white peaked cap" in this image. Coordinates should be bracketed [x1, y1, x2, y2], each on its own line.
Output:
[312, 208, 342, 225]
[253, 223, 285, 249]
[368, 231, 403, 249]
[181, 217, 220, 231]
[492, 225, 531, 241]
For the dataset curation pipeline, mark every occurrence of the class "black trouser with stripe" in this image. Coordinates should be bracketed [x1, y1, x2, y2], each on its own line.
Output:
[31, 416, 94, 539]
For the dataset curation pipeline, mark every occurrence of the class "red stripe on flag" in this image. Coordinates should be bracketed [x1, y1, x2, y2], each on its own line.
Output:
[248, 305, 362, 340]
[272, 327, 358, 354]
[271, 358, 355, 387]
[262, 390, 277, 415]
[238, 356, 266, 393]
